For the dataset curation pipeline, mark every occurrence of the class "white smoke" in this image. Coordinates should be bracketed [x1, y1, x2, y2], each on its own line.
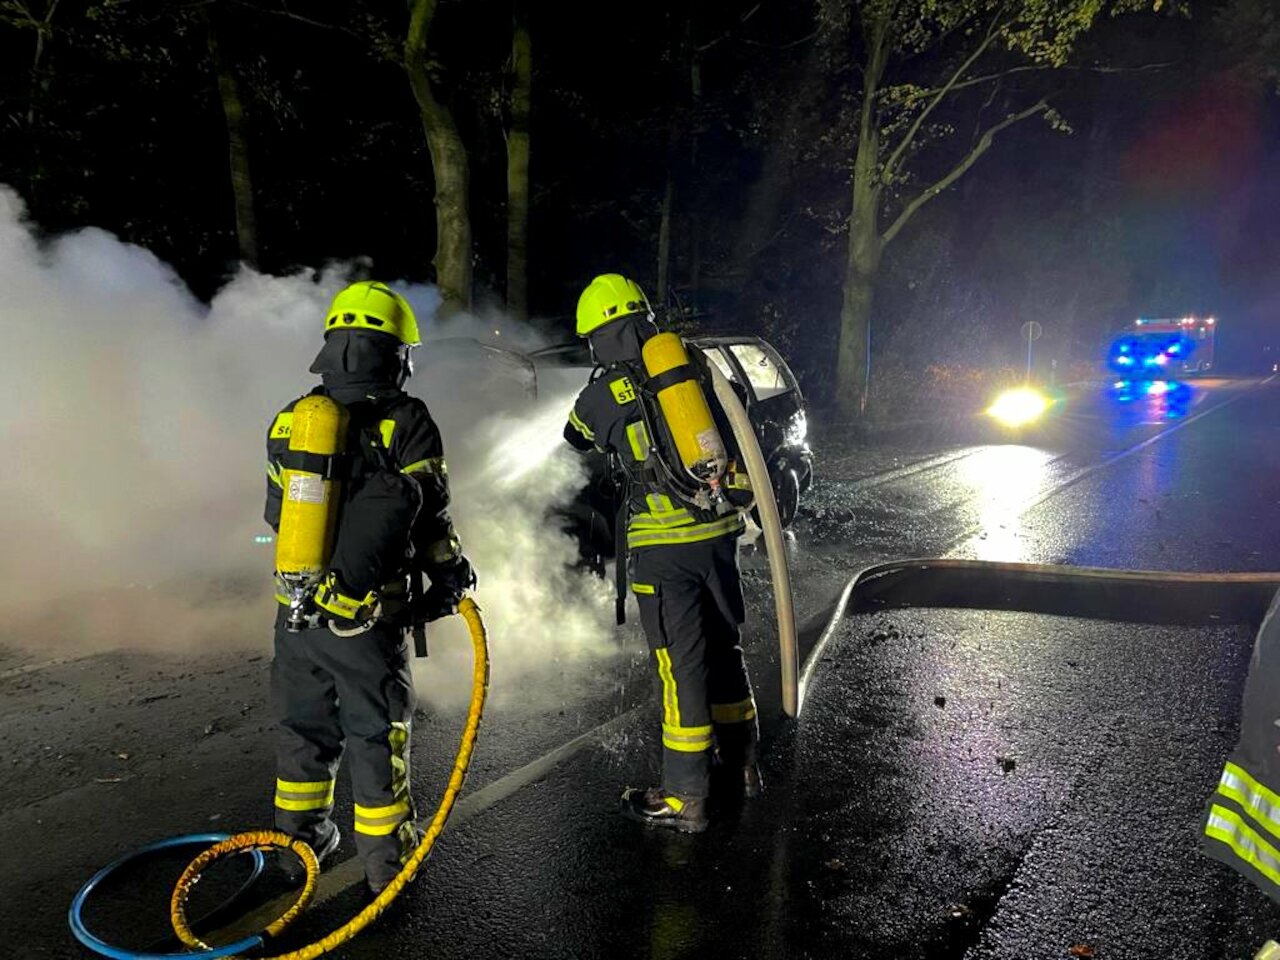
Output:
[0, 185, 615, 704]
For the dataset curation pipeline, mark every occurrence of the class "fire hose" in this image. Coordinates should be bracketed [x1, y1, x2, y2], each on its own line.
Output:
[69, 596, 489, 960]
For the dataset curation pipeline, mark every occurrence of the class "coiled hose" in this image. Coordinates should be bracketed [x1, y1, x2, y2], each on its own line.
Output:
[71, 597, 490, 960]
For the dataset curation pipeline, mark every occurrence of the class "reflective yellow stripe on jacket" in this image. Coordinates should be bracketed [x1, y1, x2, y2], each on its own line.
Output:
[627, 512, 745, 550]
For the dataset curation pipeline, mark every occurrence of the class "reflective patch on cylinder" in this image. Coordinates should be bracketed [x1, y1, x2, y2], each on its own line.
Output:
[286, 473, 327, 505]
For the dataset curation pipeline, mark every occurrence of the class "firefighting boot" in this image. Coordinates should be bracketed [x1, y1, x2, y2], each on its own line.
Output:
[281, 824, 340, 884]
[713, 721, 763, 801]
[620, 787, 709, 834]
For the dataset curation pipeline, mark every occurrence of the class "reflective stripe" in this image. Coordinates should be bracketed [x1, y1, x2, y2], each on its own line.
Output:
[1217, 762, 1280, 842]
[314, 578, 378, 620]
[711, 698, 757, 724]
[269, 412, 293, 440]
[629, 509, 695, 529]
[402, 456, 447, 476]
[354, 722, 412, 838]
[628, 514, 745, 549]
[1205, 803, 1280, 889]
[632, 583, 655, 595]
[274, 777, 335, 813]
[630, 493, 694, 530]
[626, 421, 651, 462]
[388, 720, 410, 820]
[378, 419, 396, 448]
[568, 409, 594, 440]
[266, 460, 283, 489]
[665, 795, 686, 813]
[662, 722, 713, 753]
[354, 799, 411, 837]
[654, 648, 681, 727]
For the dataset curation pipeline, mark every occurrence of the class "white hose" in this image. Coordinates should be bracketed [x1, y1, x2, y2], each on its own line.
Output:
[707, 363, 800, 717]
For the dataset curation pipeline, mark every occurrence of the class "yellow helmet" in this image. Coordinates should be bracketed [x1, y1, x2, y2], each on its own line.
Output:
[575, 274, 652, 337]
[324, 281, 420, 346]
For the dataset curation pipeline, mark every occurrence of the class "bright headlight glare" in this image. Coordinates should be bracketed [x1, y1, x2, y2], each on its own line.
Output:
[986, 387, 1050, 428]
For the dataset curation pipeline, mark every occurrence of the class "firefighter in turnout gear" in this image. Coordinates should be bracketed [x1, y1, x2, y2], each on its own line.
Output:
[563, 273, 760, 833]
[264, 281, 475, 894]
[1203, 588, 1280, 922]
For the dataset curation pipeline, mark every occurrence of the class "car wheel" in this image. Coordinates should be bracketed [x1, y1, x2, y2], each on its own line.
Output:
[753, 466, 800, 530]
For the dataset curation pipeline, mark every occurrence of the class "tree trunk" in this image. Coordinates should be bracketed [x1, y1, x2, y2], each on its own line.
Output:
[835, 25, 888, 417]
[835, 233, 879, 415]
[505, 12, 531, 320]
[406, 0, 472, 314]
[657, 171, 674, 309]
[206, 10, 259, 268]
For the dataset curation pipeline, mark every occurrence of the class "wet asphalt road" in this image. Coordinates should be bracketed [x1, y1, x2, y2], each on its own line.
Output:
[4, 377, 1280, 959]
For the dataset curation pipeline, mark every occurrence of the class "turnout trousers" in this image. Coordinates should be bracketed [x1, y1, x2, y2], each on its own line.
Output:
[1202, 587, 1280, 905]
[270, 608, 416, 890]
[632, 533, 758, 798]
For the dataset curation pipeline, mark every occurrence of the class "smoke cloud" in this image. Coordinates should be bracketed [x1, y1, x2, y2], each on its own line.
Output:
[0, 185, 615, 705]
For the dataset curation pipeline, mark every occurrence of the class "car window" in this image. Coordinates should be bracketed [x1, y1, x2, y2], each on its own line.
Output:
[700, 346, 739, 383]
[729, 343, 790, 400]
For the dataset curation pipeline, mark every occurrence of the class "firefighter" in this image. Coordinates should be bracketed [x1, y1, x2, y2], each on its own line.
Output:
[563, 273, 759, 833]
[264, 280, 474, 895]
[1202, 588, 1280, 937]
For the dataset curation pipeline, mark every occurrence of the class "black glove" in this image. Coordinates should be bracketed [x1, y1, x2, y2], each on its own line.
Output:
[413, 582, 462, 623]
[410, 555, 476, 624]
[430, 553, 476, 597]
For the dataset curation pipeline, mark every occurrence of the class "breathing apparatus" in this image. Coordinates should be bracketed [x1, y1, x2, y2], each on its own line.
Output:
[274, 281, 422, 632]
[576, 274, 742, 517]
[275, 394, 350, 631]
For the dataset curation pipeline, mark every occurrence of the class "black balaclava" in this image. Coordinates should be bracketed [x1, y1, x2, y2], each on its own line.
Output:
[588, 313, 659, 367]
[308, 330, 408, 403]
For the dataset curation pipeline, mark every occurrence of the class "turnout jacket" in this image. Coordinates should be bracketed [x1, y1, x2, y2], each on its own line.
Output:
[564, 351, 746, 550]
[265, 385, 459, 600]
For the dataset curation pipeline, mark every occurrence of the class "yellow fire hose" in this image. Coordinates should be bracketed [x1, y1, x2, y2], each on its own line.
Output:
[168, 597, 489, 959]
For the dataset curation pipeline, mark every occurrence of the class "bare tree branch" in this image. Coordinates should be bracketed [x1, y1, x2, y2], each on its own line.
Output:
[881, 98, 1047, 246]
[695, 2, 762, 53]
[896, 59, 1174, 105]
[881, 8, 1006, 184]
[226, 0, 363, 40]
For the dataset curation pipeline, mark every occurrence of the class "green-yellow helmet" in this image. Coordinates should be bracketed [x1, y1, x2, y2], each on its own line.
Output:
[575, 274, 652, 337]
[324, 281, 420, 346]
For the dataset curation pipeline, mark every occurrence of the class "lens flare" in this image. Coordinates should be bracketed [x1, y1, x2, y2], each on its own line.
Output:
[986, 387, 1050, 428]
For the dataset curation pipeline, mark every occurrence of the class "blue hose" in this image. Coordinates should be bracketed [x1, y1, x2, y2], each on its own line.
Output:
[68, 833, 266, 960]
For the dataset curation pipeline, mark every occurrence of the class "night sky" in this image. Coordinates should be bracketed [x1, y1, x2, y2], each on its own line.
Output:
[1, 0, 1276, 394]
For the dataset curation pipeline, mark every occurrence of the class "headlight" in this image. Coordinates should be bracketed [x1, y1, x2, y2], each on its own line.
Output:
[986, 387, 1050, 428]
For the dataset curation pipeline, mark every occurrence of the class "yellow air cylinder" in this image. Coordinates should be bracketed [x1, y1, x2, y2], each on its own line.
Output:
[275, 395, 347, 580]
[642, 332, 727, 482]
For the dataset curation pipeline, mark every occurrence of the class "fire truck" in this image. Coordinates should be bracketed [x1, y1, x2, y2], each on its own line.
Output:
[1107, 316, 1217, 378]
